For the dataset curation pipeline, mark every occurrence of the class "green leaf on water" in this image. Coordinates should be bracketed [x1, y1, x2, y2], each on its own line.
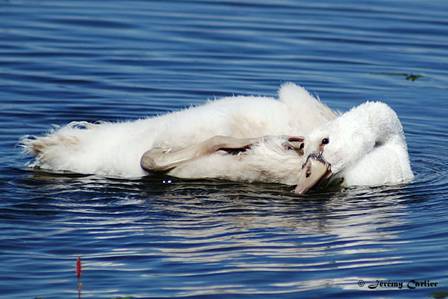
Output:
[404, 74, 424, 81]
[370, 72, 424, 81]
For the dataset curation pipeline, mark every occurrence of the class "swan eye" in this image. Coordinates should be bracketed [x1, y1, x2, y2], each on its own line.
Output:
[321, 138, 329, 145]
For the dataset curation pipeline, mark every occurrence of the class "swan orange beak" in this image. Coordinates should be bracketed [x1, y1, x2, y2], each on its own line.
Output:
[295, 152, 332, 195]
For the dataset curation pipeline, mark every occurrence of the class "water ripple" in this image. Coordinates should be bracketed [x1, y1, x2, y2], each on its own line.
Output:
[1, 0, 448, 298]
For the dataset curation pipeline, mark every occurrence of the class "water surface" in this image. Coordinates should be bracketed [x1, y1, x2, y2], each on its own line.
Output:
[1, 0, 448, 298]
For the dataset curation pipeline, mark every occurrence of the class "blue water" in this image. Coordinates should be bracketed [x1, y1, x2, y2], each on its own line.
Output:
[1, 1, 448, 298]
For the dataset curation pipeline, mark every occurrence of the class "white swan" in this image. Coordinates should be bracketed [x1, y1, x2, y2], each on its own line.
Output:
[21, 83, 413, 194]
[295, 101, 414, 194]
[21, 83, 335, 180]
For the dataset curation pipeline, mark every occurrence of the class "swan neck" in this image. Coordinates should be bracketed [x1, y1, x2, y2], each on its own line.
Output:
[330, 102, 406, 173]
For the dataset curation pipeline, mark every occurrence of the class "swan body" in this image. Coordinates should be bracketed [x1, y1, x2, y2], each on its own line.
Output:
[21, 82, 413, 193]
[22, 83, 335, 180]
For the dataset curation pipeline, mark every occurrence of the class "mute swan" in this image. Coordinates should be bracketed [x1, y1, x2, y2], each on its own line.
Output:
[295, 101, 414, 194]
[21, 83, 335, 179]
[21, 83, 413, 194]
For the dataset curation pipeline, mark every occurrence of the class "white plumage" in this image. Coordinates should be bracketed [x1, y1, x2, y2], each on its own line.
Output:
[21, 82, 413, 192]
[22, 83, 335, 180]
[304, 101, 414, 187]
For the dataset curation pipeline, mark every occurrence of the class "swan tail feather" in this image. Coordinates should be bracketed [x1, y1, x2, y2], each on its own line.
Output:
[20, 121, 97, 169]
[21, 134, 80, 157]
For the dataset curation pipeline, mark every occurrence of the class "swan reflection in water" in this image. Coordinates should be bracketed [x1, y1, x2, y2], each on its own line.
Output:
[18, 171, 418, 294]
[142, 181, 409, 259]
[135, 180, 412, 292]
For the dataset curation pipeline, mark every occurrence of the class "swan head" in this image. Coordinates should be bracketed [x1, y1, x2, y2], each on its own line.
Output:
[295, 102, 408, 194]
